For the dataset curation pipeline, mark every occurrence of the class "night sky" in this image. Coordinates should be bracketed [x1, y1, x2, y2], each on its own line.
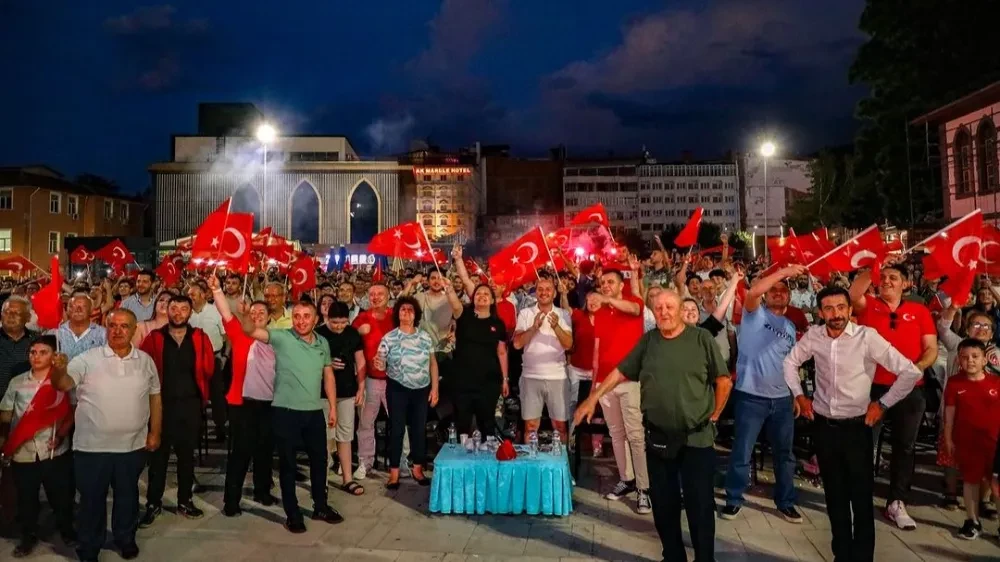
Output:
[0, 0, 866, 192]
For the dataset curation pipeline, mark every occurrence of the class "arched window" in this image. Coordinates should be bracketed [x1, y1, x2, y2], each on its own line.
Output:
[422, 216, 432, 226]
[978, 118, 998, 193]
[421, 201, 433, 212]
[421, 188, 433, 198]
[437, 199, 449, 212]
[439, 217, 448, 226]
[955, 127, 974, 195]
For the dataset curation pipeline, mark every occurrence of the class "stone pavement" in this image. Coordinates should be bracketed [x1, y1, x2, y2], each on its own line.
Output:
[4, 450, 1000, 561]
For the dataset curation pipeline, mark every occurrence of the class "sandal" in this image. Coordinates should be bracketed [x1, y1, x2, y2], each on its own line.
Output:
[341, 481, 365, 496]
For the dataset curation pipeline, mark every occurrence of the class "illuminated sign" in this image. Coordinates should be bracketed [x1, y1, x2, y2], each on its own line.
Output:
[414, 167, 473, 175]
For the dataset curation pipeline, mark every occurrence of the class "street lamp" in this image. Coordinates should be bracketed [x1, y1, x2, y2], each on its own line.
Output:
[256, 123, 277, 228]
[759, 141, 776, 261]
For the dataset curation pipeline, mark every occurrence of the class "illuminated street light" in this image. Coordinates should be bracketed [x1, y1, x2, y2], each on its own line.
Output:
[256, 123, 277, 144]
[760, 141, 776, 158]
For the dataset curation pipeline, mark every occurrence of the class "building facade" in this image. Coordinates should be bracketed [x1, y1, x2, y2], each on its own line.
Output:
[636, 161, 740, 239]
[563, 159, 640, 238]
[741, 155, 812, 237]
[151, 135, 407, 245]
[0, 166, 145, 263]
[481, 153, 564, 250]
[911, 81, 1000, 223]
[399, 146, 482, 244]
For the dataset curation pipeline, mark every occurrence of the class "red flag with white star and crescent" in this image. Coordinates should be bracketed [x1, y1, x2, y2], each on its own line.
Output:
[190, 199, 254, 273]
[488, 228, 549, 291]
[367, 222, 435, 262]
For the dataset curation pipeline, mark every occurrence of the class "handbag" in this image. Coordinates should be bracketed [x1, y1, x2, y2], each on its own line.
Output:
[644, 420, 710, 460]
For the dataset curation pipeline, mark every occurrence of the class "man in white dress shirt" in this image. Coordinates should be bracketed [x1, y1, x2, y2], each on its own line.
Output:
[783, 287, 921, 562]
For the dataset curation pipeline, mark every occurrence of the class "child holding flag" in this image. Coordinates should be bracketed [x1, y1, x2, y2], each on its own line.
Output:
[0, 335, 77, 557]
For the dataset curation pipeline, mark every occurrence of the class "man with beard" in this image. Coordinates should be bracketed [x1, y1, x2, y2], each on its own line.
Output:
[120, 270, 157, 321]
[138, 295, 215, 526]
[338, 282, 361, 323]
[222, 274, 245, 319]
[407, 269, 455, 354]
[784, 287, 921, 562]
[52, 294, 107, 359]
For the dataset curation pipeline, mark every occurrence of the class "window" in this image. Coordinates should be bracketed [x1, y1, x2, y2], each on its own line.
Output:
[104, 200, 114, 219]
[422, 217, 432, 226]
[978, 118, 999, 193]
[421, 201, 433, 211]
[653, 196, 663, 204]
[0, 189, 11, 210]
[421, 188, 433, 198]
[423, 175, 432, 182]
[457, 217, 463, 226]
[0, 229, 10, 252]
[67, 195, 79, 216]
[48, 231, 60, 254]
[120, 202, 129, 224]
[49, 192, 61, 214]
[66, 232, 78, 240]
[956, 127, 974, 195]
[712, 210, 723, 217]
[439, 175, 447, 181]
[439, 217, 448, 226]
[457, 175, 467, 182]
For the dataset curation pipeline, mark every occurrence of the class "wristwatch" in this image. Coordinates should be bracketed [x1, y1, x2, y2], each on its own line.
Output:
[876, 399, 888, 412]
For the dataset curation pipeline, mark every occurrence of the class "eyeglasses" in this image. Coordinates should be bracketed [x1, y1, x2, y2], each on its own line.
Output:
[970, 322, 994, 331]
[889, 312, 898, 330]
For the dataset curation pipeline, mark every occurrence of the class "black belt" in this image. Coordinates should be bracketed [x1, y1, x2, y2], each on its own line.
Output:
[814, 413, 866, 426]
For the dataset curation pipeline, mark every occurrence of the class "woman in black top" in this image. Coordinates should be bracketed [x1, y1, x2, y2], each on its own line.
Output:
[444, 282, 509, 441]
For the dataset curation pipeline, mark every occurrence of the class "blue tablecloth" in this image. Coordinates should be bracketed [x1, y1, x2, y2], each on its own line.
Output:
[429, 445, 573, 516]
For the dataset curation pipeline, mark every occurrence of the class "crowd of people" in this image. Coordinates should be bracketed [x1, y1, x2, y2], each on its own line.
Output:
[0, 233, 998, 562]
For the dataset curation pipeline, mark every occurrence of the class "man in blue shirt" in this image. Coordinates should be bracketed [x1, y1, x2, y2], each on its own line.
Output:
[721, 265, 806, 523]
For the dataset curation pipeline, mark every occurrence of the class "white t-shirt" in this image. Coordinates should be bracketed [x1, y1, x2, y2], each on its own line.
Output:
[515, 305, 572, 380]
[68, 345, 161, 453]
[190, 303, 226, 352]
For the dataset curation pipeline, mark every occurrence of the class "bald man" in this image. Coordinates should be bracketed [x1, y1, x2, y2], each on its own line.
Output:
[575, 290, 733, 562]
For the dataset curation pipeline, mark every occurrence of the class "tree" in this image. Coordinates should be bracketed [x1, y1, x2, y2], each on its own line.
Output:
[850, 0, 1000, 228]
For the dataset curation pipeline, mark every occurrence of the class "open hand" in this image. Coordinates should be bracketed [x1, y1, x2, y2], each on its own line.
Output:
[864, 402, 884, 427]
[547, 312, 560, 329]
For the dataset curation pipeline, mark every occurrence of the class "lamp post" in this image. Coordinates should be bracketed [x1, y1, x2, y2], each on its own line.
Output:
[256, 123, 277, 228]
[759, 141, 776, 262]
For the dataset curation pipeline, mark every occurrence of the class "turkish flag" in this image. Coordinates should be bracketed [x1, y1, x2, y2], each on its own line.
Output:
[1, 374, 71, 457]
[251, 227, 273, 249]
[807, 225, 885, 280]
[155, 253, 184, 286]
[793, 228, 835, 263]
[975, 224, 1000, 277]
[368, 222, 435, 262]
[31, 256, 63, 330]
[94, 239, 135, 274]
[69, 246, 95, 265]
[921, 210, 984, 307]
[372, 260, 384, 282]
[0, 255, 39, 276]
[674, 207, 704, 248]
[569, 203, 610, 228]
[767, 237, 799, 267]
[546, 228, 573, 251]
[489, 228, 549, 291]
[190, 200, 254, 272]
[289, 255, 316, 299]
[263, 241, 296, 267]
[886, 239, 905, 253]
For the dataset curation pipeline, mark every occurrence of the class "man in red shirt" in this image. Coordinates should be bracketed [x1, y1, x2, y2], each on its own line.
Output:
[850, 263, 938, 530]
[592, 266, 650, 514]
[352, 283, 397, 480]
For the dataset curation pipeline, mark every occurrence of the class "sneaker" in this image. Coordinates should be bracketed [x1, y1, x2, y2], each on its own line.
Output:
[885, 501, 917, 531]
[636, 490, 652, 515]
[942, 496, 961, 511]
[311, 506, 345, 525]
[958, 519, 982, 540]
[353, 464, 368, 481]
[138, 504, 162, 529]
[12, 535, 37, 558]
[605, 480, 636, 501]
[719, 505, 741, 520]
[223, 504, 242, 517]
[778, 506, 803, 524]
[284, 518, 307, 534]
[253, 494, 278, 507]
[119, 542, 140, 560]
[177, 501, 204, 519]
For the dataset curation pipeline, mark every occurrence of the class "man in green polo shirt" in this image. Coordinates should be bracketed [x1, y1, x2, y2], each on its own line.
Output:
[575, 289, 732, 562]
[248, 300, 344, 533]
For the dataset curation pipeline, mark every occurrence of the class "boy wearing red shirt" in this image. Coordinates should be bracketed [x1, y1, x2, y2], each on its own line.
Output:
[944, 339, 1000, 540]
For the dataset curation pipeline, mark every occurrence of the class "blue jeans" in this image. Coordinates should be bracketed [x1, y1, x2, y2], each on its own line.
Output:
[724, 390, 797, 509]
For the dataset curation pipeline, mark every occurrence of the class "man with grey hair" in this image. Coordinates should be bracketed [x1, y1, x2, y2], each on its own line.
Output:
[0, 296, 35, 398]
[52, 294, 106, 359]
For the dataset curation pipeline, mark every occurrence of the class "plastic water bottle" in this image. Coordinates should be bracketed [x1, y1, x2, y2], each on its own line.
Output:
[471, 429, 482, 452]
[448, 423, 457, 447]
[551, 429, 562, 456]
[528, 431, 539, 458]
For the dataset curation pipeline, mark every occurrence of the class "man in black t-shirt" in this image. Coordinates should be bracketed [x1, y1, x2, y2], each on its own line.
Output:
[316, 302, 367, 495]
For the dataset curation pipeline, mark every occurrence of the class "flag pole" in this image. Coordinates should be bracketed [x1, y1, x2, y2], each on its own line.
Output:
[903, 209, 983, 256]
[212, 198, 234, 277]
[538, 226, 560, 274]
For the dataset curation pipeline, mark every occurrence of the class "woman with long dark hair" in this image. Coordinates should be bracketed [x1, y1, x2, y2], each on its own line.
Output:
[444, 281, 508, 440]
[374, 296, 439, 489]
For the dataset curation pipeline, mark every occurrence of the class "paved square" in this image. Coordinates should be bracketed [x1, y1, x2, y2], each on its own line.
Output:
[3, 448, 1000, 561]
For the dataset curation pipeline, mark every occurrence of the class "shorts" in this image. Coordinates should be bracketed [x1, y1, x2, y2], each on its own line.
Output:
[321, 398, 357, 443]
[520, 377, 570, 422]
[956, 438, 998, 483]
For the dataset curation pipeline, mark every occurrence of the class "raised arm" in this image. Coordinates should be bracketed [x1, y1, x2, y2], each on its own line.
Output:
[713, 269, 745, 322]
[745, 265, 807, 313]
[848, 271, 872, 314]
[451, 245, 477, 299]
[444, 284, 463, 319]
[51, 353, 76, 392]
[937, 305, 962, 352]
[674, 256, 691, 298]
[208, 276, 235, 322]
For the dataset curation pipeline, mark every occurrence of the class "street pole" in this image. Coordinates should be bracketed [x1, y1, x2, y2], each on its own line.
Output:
[763, 157, 769, 262]
[261, 145, 268, 228]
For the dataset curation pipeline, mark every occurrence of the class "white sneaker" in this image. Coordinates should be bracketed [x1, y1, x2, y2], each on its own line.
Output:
[353, 464, 368, 481]
[885, 500, 917, 530]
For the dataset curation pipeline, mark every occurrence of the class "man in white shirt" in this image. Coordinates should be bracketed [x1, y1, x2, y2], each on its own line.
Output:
[51, 309, 162, 562]
[513, 277, 573, 443]
[188, 280, 228, 441]
[120, 270, 157, 321]
[783, 287, 921, 562]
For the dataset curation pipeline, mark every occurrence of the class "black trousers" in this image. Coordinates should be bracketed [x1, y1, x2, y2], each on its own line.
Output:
[453, 383, 500, 441]
[12, 453, 75, 538]
[147, 397, 201, 506]
[272, 407, 328, 522]
[210, 355, 231, 432]
[224, 398, 274, 507]
[646, 445, 716, 562]
[75, 449, 147, 560]
[870, 384, 926, 504]
[814, 415, 875, 562]
[387, 379, 429, 469]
